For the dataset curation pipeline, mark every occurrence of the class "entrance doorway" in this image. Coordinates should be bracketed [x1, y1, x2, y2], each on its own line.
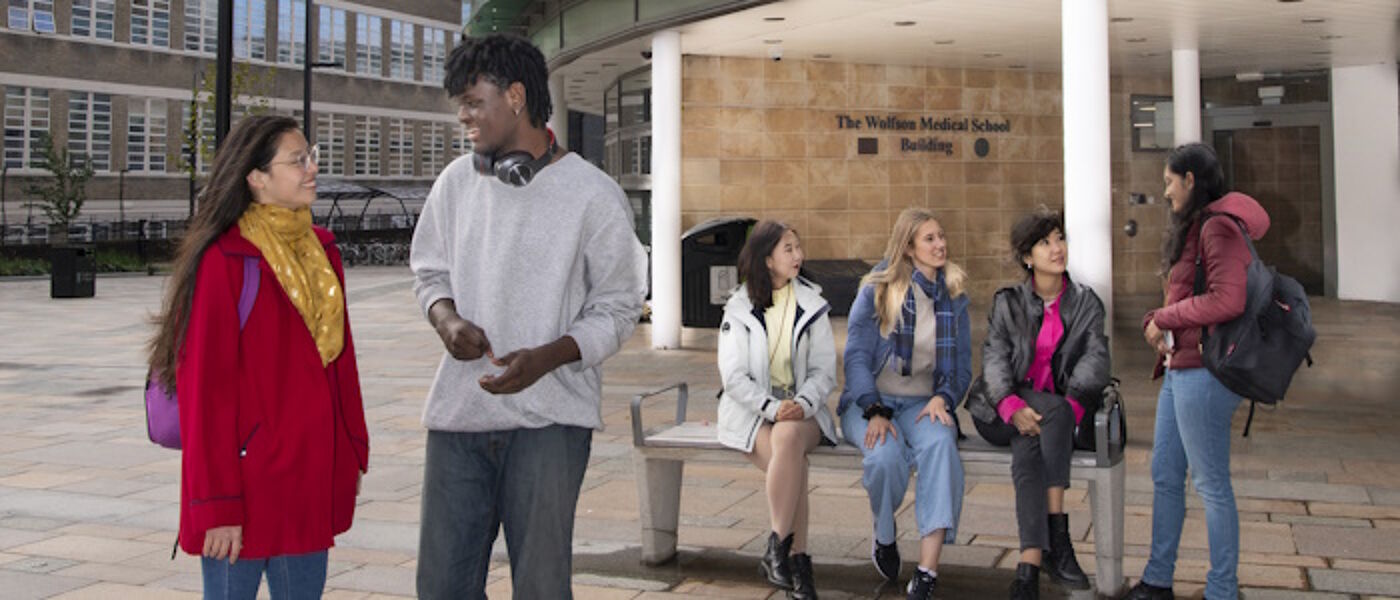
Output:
[1205, 103, 1334, 296]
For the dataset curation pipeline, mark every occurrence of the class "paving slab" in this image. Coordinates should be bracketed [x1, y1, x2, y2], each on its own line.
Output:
[1294, 525, 1400, 561]
[1309, 568, 1400, 596]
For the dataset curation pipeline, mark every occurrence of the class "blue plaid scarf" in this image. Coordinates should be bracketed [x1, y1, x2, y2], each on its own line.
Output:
[891, 269, 956, 377]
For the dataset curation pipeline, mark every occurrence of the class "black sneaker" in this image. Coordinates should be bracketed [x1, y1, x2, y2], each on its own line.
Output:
[1121, 580, 1173, 600]
[872, 540, 900, 581]
[905, 569, 937, 600]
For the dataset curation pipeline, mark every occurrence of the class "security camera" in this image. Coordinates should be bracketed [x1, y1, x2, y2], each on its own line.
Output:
[768, 45, 783, 62]
[641, 49, 652, 60]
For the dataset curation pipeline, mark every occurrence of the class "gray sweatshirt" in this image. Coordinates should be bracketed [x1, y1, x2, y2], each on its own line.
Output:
[410, 152, 648, 432]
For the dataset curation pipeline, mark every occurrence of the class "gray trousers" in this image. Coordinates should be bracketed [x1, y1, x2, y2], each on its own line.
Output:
[973, 390, 1078, 551]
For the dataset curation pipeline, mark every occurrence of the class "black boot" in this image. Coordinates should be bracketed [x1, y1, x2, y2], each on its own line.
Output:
[1120, 580, 1174, 600]
[789, 552, 818, 599]
[761, 531, 795, 590]
[1044, 513, 1091, 589]
[1009, 562, 1040, 600]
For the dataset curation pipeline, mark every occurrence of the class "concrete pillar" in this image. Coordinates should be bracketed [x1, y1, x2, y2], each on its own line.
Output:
[547, 71, 568, 150]
[650, 30, 682, 348]
[1331, 63, 1400, 302]
[1171, 48, 1201, 145]
[1061, 0, 1114, 331]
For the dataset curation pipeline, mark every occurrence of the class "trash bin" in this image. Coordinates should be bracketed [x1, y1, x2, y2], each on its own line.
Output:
[799, 259, 874, 317]
[50, 245, 96, 298]
[681, 216, 755, 328]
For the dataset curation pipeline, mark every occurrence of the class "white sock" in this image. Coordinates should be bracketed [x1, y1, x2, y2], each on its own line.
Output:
[918, 565, 937, 578]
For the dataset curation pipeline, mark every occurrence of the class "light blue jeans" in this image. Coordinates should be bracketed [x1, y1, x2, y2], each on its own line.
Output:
[840, 395, 964, 545]
[1142, 367, 1242, 599]
[200, 550, 328, 600]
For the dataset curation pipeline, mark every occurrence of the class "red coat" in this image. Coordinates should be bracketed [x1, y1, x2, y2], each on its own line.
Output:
[1144, 192, 1271, 374]
[177, 225, 369, 558]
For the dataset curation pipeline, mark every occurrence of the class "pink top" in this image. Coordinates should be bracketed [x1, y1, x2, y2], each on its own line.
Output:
[997, 281, 1085, 425]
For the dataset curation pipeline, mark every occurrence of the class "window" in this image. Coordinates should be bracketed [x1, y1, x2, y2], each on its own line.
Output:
[355, 13, 381, 76]
[130, 0, 169, 48]
[317, 6, 345, 69]
[387, 118, 413, 176]
[184, 0, 214, 53]
[3, 86, 49, 168]
[423, 28, 448, 84]
[233, 0, 266, 60]
[180, 101, 215, 173]
[276, 0, 305, 65]
[126, 98, 167, 172]
[461, 2, 472, 27]
[71, 0, 114, 41]
[423, 122, 447, 176]
[353, 116, 379, 175]
[68, 92, 112, 171]
[388, 20, 414, 80]
[316, 112, 345, 175]
[450, 122, 471, 158]
[7, 0, 54, 32]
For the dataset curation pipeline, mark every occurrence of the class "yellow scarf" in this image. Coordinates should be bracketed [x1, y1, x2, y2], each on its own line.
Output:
[238, 203, 344, 366]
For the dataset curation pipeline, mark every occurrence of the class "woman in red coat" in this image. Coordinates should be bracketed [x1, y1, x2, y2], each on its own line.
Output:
[148, 115, 369, 599]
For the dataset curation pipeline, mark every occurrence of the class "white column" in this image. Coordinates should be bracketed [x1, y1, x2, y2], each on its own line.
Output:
[547, 72, 569, 150]
[1171, 48, 1201, 145]
[1062, 0, 1114, 334]
[1331, 63, 1400, 302]
[650, 30, 682, 348]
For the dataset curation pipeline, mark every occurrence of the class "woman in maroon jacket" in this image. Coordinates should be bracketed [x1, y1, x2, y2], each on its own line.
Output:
[148, 115, 369, 599]
[1123, 143, 1269, 600]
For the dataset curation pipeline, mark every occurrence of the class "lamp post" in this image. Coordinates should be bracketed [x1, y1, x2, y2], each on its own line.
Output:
[302, 0, 342, 144]
[118, 168, 127, 240]
[1, 163, 8, 246]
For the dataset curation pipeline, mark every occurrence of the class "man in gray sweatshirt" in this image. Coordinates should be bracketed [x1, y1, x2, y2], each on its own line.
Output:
[409, 34, 647, 599]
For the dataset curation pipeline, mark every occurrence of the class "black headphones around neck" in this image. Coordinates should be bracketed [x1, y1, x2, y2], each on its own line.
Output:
[472, 132, 559, 187]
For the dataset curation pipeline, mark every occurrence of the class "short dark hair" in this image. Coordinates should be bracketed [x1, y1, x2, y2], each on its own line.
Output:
[444, 34, 552, 129]
[1009, 207, 1064, 277]
[737, 220, 795, 309]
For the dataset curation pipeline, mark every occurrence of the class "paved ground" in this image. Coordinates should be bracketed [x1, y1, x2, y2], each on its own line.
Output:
[0, 267, 1398, 599]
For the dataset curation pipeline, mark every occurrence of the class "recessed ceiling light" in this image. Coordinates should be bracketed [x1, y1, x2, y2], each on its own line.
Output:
[1110, 17, 1134, 23]
[1301, 17, 1325, 24]
[894, 21, 916, 27]
[813, 53, 832, 59]
[982, 53, 1002, 58]
[762, 39, 782, 44]
[1125, 37, 1147, 43]
[763, 16, 785, 22]
[934, 39, 955, 45]
[1320, 34, 1343, 40]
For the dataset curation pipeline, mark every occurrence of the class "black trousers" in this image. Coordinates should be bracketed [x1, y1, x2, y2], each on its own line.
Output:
[974, 390, 1090, 551]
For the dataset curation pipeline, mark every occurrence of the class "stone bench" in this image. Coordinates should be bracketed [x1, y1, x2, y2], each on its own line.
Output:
[629, 382, 1128, 597]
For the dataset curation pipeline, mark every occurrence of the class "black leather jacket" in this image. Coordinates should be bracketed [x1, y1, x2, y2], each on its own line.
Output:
[965, 274, 1111, 424]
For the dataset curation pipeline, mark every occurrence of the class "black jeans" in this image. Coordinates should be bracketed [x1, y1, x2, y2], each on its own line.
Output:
[974, 390, 1088, 551]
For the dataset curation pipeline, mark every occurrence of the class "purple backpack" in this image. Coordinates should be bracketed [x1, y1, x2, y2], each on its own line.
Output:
[144, 256, 260, 449]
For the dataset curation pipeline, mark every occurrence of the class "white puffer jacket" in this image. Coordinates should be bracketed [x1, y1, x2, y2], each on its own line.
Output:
[717, 277, 839, 452]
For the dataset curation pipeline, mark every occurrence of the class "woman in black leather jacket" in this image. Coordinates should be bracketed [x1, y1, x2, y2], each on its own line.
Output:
[966, 209, 1110, 600]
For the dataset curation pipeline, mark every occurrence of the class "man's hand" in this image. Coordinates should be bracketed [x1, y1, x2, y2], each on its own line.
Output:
[1011, 406, 1042, 436]
[479, 337, 581, 395]
[429, 300, 492, 361]
[775, 400, 804, 422]
[203, 525, 243, 563]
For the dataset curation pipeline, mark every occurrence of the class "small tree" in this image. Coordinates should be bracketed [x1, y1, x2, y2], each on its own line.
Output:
[172, 63, 276, 206]
[22, 131, 93, 246]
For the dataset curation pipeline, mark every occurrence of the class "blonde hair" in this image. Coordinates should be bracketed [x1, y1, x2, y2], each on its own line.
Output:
[861, 208, 967, 337]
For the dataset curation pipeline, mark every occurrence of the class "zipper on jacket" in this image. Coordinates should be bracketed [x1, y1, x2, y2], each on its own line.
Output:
[239, 424, 261, 458]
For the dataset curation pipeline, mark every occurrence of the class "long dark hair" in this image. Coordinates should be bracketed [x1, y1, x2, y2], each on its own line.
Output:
[147, 115, 300, 388]
[1161, 142, 1227, 273]
[737, 220, 794, 310]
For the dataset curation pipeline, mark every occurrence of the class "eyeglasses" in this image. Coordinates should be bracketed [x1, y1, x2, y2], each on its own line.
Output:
[269, 144, 320, 172]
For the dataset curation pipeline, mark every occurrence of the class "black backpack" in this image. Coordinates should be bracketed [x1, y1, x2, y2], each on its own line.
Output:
[1192, 213, 1316, 436]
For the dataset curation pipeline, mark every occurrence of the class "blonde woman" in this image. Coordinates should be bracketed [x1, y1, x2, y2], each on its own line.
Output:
[718, 221, 837, 599]
[838, 208, 971, 600]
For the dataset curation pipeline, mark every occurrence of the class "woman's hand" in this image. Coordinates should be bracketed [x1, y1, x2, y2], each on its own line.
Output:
[1011, 406, 1042, 436]
[916, 396, 954, 427]
[864, 415, 897, 449]
[1144, 319, 1170, 355]
[775, 399, 804, 421]
[203, 525, 243, 563]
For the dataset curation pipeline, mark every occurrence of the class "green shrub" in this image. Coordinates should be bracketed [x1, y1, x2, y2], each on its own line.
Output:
[95, 249, 147, 273]
[0, 256, 49, 276]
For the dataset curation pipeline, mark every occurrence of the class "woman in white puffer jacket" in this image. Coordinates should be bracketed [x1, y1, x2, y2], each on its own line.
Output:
[717, 220, 838, 600]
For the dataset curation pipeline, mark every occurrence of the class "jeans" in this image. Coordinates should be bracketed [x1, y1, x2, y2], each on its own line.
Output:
[973, 390, 1075, 551]
[840, 395, 963, 544]
[200, 551, 327, 600]
[1142, 368, 1242, 599]
[416, 425, 592, 600]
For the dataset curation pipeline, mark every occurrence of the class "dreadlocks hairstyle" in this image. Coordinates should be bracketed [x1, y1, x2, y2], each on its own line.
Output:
[1161, 142, 1227, 274]
[444, 33, 553, 129]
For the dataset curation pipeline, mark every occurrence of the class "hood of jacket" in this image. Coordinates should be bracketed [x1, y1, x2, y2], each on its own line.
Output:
[1203, 192, 1270, 241]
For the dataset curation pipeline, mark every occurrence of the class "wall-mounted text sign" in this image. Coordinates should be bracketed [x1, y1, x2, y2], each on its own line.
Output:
[835, 114, 1012, 134]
